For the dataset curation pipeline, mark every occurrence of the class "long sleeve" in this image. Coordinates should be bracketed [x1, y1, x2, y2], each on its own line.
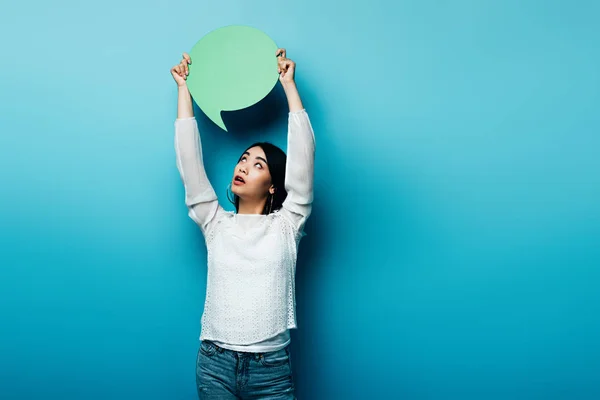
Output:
[174, 117, 221, 234]
[280, 109, 316, 234]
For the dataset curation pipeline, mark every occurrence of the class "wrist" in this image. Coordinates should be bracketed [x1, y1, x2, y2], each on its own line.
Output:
[281, 80, 297, 91]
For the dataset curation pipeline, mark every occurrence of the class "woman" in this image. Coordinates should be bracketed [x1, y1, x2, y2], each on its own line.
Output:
[171, 48, 315, 399]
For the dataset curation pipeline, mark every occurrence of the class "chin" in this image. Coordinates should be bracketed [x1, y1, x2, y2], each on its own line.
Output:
[231, 183, 242, 196]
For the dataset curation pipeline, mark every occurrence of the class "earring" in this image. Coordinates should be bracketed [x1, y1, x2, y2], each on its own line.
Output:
[226, 183, 236, 205]
[267, 193, 274, 214]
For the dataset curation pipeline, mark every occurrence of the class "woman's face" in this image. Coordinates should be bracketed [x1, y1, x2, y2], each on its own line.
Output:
[231, 146, 274, 200]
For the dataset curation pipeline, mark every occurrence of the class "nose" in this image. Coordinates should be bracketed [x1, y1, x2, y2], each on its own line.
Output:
[239, 166, 247, 174]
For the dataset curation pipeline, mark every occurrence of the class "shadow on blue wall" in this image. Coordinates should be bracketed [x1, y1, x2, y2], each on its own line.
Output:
[195, 84, 288, 139]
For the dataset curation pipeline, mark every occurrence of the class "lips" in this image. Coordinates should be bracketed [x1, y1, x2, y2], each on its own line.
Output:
[233, 175, 245, 186]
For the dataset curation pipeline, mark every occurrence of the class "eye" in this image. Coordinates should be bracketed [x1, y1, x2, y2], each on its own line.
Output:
[240, 156, 247, 162]
[255, 163, 263, 169]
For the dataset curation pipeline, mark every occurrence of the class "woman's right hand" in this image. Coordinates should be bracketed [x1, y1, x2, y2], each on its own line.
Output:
[171, 53, 191, 87]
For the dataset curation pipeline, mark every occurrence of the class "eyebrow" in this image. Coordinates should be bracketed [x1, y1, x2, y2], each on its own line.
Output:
[242, 152, 267, 165]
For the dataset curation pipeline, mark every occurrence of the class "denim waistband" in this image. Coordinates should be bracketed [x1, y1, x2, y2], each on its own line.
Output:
[203, 340, 288, 360]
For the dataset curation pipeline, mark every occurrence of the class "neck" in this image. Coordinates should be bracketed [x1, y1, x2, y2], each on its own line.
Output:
[237, 197, 268, 215]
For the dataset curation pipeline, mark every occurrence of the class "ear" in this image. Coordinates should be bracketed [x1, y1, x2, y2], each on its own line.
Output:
[269, 185, 276, 195]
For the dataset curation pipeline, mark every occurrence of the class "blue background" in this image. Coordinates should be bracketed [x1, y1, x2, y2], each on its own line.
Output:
[1, 0, 599, 399]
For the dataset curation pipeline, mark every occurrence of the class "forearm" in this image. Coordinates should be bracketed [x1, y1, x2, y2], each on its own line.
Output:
[177, 85, 194, 119]
[174, 118, 217, 205]
[281, 81, 304, 113]
[282, 110, 315, 226]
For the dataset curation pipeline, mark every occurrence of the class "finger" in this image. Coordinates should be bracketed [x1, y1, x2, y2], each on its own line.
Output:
[183, 52, 191, 64]
[181, 61, 188, 76]
[276, 48, 286, 58]
[279, 59, 293, 70]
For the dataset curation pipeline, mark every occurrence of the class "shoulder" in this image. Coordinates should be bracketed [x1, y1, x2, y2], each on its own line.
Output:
[272, 209, 305, 241]
[216, 209, 235, 224]
[203, 208, 234, 238]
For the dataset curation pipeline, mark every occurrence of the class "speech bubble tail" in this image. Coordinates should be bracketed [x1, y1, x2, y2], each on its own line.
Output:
[205, 108, 228, 132]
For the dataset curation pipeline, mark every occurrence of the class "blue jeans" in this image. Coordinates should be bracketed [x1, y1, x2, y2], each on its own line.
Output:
[196, 340, 296, 399]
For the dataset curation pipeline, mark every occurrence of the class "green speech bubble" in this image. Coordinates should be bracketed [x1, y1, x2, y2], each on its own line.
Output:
[186, 25, 279, 131]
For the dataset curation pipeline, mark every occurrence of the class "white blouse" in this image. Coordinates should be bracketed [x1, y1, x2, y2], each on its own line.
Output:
[174, 110, 315, 352]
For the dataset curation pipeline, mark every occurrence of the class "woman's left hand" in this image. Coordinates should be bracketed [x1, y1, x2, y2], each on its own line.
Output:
[277, 48, 295, 84]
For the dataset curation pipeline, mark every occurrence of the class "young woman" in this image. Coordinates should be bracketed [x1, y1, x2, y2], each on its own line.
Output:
[170, 48, 315, 399]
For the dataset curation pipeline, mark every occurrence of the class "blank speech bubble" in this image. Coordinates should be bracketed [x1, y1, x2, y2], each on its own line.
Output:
[186, 25, 279, 131]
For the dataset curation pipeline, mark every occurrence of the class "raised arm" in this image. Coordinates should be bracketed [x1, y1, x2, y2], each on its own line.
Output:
[172, 53, 222, 234]
[277, 49, 316, 233]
